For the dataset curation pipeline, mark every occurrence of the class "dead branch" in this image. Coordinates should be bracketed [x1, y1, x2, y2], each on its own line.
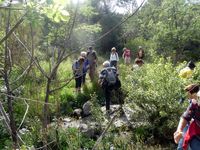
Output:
[17, 100, 29, 131]
[0, 12, 27, 46]
[0, 92, 56, 106]
[12, 32, 49, 79]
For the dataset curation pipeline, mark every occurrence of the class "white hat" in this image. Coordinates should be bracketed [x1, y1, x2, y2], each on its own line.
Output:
[80, 51, 87, 57]
[103, 61, 110, 67]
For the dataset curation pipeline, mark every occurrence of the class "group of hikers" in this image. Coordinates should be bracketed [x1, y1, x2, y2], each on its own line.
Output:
[72, 46, 200, 149]
[72, 46, 97, 93]
[72, 46, 145, 92]
[72, 46, 145, 112]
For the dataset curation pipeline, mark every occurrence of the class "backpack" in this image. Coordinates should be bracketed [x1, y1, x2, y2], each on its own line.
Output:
[105, 67, 116, 85]
[72, 61, 79, 75]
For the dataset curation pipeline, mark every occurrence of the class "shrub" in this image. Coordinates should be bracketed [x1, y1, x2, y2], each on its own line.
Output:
[123, 57, 186, 143]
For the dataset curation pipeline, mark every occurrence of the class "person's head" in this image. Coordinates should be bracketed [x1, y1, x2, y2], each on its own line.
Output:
[103, 61, 110, 68]
[137, 49, 144, 59]
[88, 46, 92, 51]
[135, 58, 144, 67]
[185, 84, 199, 99]
[123, 47, 127, 51]
[80, 51, 87, 58]
[111, 47, 116, 53]
[187, 61, 196, 70]
[78, 56, 85, 64]
[138, 46, 142, 49]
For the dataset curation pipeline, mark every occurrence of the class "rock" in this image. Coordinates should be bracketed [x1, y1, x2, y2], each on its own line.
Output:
[82, 101, 92, 117]
[72, 108, 82, 119]
[63, 118, 71, 122]
[19, 128, 29, 135]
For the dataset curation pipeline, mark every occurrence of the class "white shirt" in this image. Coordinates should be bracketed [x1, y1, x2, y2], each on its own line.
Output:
[110, 52, 119, 61]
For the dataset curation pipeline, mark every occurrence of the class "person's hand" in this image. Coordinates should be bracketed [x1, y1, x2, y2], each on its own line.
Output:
[174, 130, 183, 144]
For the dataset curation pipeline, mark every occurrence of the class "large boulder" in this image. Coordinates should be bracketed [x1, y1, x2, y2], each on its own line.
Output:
[82, 101, 92, 117]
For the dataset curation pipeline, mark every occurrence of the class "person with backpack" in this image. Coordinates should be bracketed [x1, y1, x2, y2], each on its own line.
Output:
[72, 56, 85, 93]
[110, 47, 119, 69]
[80, 51, 89, 84]
[122, 47, 131, 65]
[98, 61, 121, 113]
[86, 46, 98, 81]
[179, 61, 196, 79]
[174, 84, 200, 150]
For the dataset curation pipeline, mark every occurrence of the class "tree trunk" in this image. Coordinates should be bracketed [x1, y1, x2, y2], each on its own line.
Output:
[42, 78, 51, 150]
[4, 3, 18, 149]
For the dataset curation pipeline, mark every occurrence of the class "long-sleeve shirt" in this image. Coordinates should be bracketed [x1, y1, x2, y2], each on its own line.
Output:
[182, 101, 200, 149]
[110, 52, 119, 62]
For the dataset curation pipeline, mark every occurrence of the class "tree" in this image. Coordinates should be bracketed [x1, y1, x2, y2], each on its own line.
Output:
[123, 0, 200, 62]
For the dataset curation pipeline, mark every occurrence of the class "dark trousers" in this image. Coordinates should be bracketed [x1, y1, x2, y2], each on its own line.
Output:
[82, 74, 86, 84]
[103, 79, 122, 111]
[105, 87, 111, 111]
[75, 76, 82, 88]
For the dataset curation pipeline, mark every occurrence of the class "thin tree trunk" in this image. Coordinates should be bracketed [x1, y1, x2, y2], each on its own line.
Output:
[42, 78, 51, 150]
[4, 3, 18, 149]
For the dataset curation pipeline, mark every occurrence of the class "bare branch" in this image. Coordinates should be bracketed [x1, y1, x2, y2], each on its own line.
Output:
[0, 12, 27, 45]
[0, 100, 26, 145]
[7, 47, 12, 69]
[10, 61, 34, 85]
[35, 140, 56, 150]
[17, 100, 29, 131]
[12, 32, 49, 79]
[0, 6, 25, 10]
[50, 76, 74, 93]
[0, 92, 56, 106]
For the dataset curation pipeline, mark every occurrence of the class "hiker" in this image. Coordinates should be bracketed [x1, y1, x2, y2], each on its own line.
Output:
[174, 84, 200, 150]
[72, 56, 85, 93]
[80, 51, 89, 84]
[179, 61, 196, 79]
[132, 58, 144, 70]
[122, 47, 131, 65]
[86, 46, 98, 81]
[98, 61, 121, 113]
[110, 47, 119, 69]
[137, 46, 145, 59]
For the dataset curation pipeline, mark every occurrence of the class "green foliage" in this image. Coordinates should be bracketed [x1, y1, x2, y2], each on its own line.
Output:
[27, 0, 70, 23]
[124, 0, 200, 62]
[90, 93, 104, 123]
[123, 57, 185, 142]
[48, 127, 95, 149]
[0, 122, 11, 149]
[125, 37, 157, 62]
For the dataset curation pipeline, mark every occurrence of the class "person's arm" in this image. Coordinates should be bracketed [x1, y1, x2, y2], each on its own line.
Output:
[122, 51, 125, 59]
[116, 53, 119, 61]
[110, 53, 112, 61]
[174, 117, 187, 144]
[174, 103, 193, 144]
[93, 51, 97, 62]
[98, 70, 104, 84]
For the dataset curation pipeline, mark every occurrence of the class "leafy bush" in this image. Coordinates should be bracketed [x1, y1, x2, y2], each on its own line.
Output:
[0, 122, 11, 149]
[47, 127, 95, 149]
[123, 57, 186, 143]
